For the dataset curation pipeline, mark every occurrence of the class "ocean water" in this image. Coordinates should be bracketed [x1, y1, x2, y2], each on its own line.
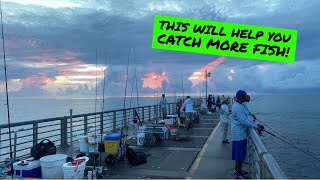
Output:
[249, 94, 320, 179]
[0, 94, 320, 178]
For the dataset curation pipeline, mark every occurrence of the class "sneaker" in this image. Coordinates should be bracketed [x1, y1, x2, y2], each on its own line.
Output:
[234, 170, 248, 175]
[222, 140, 229, 144]
[234, 172, 249, 179]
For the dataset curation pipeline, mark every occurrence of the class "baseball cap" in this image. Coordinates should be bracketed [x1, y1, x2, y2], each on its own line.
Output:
[235, 90, 247, 98]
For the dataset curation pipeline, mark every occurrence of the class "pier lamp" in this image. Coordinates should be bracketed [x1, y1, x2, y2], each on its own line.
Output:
[205, 69, 211, 100]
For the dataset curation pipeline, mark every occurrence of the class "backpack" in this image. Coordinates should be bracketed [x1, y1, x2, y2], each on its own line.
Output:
[126, 147, 147, 167]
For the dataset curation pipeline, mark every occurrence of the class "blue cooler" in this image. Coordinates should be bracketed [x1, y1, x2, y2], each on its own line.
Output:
[13, 158, 41, 178]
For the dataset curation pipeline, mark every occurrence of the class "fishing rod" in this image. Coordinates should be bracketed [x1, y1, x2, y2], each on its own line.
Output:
[134, 59, 139, 108]
[255, 116, 320, 162]
[93, 48, 98, 171]
[99, 53, 107, 169]
[120, 48, 130, 160]
[262, 129, 320, 161]
[180, 65, 185, 100]
[0, 0, 13, 176]
[254, 117, 286, 140]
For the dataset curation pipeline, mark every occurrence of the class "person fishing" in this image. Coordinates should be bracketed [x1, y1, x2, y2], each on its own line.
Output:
[180, 96, 194, 129]
[216, 95, 221, 109]
[159, 94, 167, 119]
[242, 95, 257, 120]
[177, 99, 183, 117]
[207, 95, 212, 112]
[231, 90, 264, 179]
[212, 94, 216, 112]
[220, 97, 231, 144]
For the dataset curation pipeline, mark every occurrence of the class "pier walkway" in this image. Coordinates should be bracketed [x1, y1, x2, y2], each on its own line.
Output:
[100, 113, 221, 179]
[0, 101, 287, 179]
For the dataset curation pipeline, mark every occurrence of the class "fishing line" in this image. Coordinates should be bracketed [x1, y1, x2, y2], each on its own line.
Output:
[263, 130, 320, 161]
[0, 0, 13, 176]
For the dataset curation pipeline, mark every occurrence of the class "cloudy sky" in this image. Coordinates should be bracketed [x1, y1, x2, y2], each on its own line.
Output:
[0, 0, 319, 99]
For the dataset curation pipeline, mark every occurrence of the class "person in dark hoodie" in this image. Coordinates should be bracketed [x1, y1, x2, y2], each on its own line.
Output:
[207, 95, 212, 112]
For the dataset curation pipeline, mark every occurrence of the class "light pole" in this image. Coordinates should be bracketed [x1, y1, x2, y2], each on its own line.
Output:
[205, 69, 211, 100]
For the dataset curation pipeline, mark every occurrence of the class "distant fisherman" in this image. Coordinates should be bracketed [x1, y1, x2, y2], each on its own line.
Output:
[220, 97, 231, 144]
[232, 90, 264, 179]
[242, 95, 256, 120]
[159, 94, 167, 119]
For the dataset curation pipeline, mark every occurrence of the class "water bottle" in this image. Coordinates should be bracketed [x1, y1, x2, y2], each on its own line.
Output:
[0, 166, 2, 178]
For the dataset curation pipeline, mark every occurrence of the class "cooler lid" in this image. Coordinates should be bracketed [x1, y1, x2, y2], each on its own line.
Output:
[13, 159, 41, 170]
[105, 132, 121, 140]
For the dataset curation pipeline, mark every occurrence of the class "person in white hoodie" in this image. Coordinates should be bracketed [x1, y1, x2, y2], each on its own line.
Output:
[180, 96, 194, 129]
[220, 97, 231, 144]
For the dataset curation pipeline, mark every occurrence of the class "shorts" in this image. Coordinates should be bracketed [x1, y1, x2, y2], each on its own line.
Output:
[186, 112, 193, 121]
[232, 139, 247, 161]
[161, 108, 167, 114]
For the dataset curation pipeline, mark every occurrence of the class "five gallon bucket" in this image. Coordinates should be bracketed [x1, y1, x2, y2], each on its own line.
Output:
[136, 132, 145, 146]
[79, 135, 89, 153]
[40, 154, 67, 179]
[62, 156, 89, 179]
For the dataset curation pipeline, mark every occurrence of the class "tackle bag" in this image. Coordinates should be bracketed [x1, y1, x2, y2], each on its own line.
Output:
[31, 139, 56, 159]
[126, 147, 147, 167]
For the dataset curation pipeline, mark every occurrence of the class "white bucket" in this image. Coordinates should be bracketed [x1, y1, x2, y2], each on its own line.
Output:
[79, 135, 89, 153]
[40, 154, 67, 179]
[62, 157, 89, 179]
[136, 133, 145, 146]
[88, 137, 98, 154]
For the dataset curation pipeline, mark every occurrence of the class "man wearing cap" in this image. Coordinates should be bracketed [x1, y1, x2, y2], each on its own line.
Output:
[220, 97, 231, 144]
[232, 90, 264, 179]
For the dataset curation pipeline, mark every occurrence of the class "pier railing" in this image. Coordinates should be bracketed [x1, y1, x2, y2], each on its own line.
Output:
[247, 128, 287, 179]
[0, 103, 177, 162]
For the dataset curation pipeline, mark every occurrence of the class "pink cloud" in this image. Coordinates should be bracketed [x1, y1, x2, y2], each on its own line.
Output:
[142, 72, 169, 89]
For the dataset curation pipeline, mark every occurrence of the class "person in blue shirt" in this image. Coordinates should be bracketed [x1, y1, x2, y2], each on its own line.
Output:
[231, 90, 264, 179]
[159, 94, 167, 119]
[242, 95, 256, 120]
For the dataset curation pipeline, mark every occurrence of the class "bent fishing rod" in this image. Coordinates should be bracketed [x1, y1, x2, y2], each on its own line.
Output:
[261, 129, 320, 162]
